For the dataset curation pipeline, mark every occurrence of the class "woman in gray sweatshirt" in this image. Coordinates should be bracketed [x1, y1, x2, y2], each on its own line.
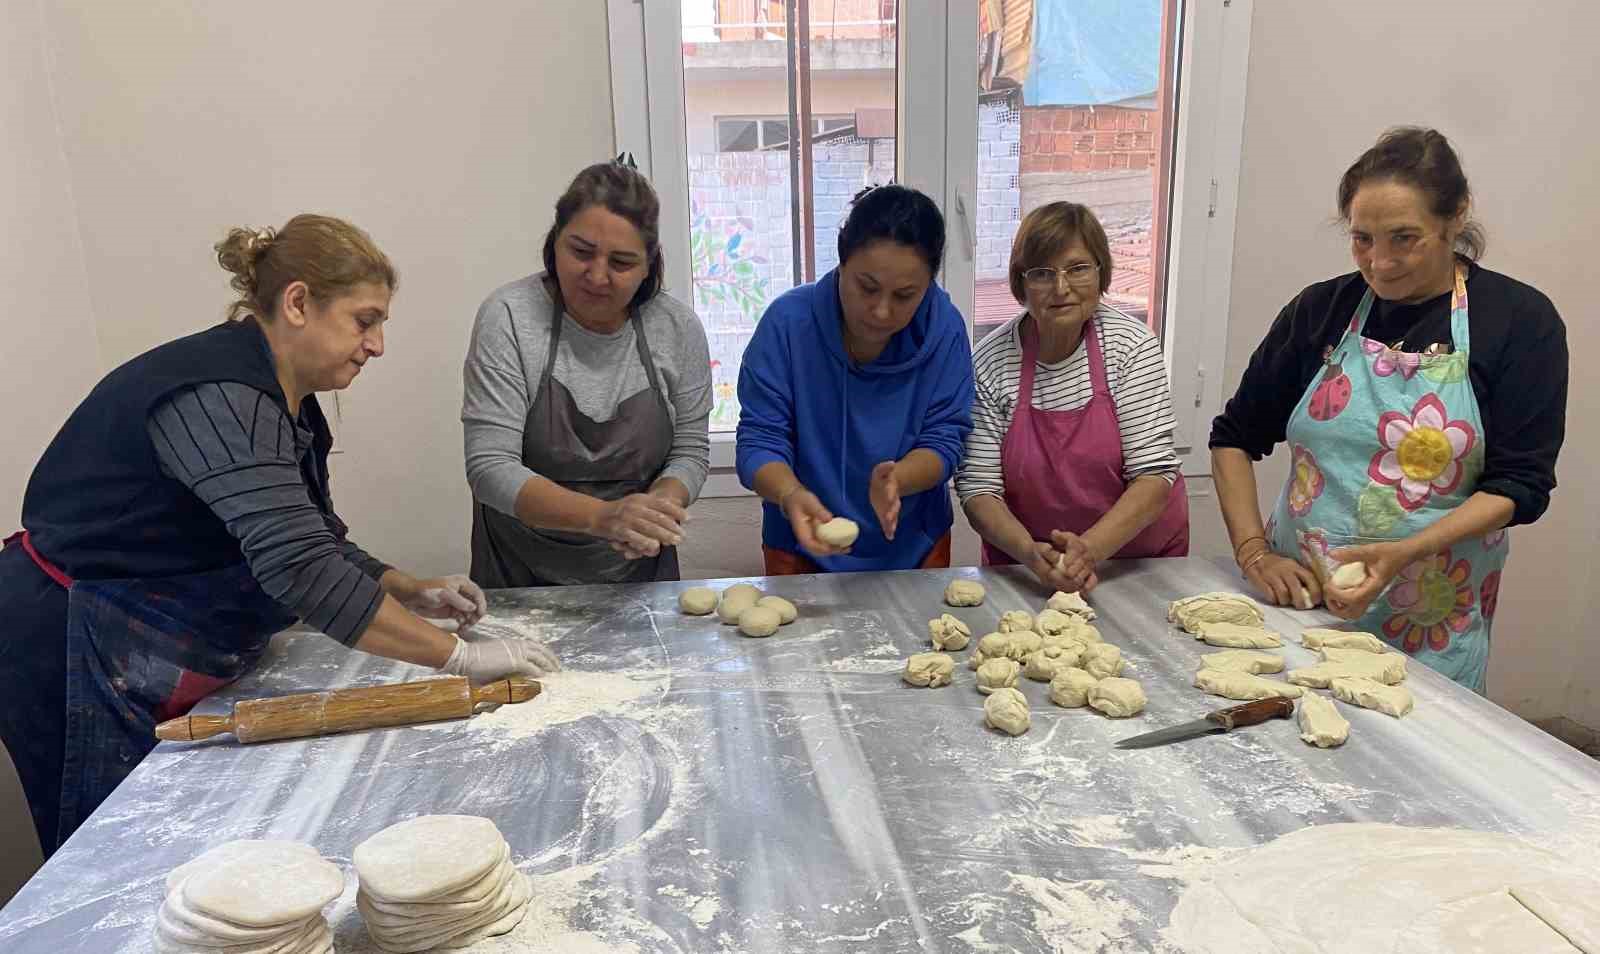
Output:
[462, 160, 712, 586]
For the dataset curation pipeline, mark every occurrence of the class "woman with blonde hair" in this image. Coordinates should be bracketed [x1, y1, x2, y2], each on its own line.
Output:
[957, 201, 1188, 593]
[0, 214, 556, 856]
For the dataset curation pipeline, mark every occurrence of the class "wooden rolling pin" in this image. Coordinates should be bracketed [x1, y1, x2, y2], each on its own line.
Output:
[154, 676, 540, 744]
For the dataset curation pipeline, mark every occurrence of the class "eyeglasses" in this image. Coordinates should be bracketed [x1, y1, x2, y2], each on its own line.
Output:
[1024, 264, 1099, 290]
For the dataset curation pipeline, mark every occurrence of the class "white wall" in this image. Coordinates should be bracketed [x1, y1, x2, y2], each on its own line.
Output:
[1203, 0, 1600, 723]
[28, 0, 616, 576]
[0, 0, 102, 524]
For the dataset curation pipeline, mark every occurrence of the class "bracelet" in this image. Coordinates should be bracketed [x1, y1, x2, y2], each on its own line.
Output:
[1239, 549, 1270, 574]
[1232, 534, 1267, 558]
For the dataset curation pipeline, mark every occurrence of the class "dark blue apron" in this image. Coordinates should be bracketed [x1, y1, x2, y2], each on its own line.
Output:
[2, 531, 293, 850]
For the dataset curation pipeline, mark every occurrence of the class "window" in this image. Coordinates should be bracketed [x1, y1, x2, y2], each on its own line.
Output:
[610, 0, 1249, 482]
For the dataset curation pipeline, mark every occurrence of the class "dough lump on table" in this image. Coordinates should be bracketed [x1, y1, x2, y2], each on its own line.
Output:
[928, 614, 971, 651]
[1168, 592, 1265, 633]
[1297, 692, 1350, 747]
[983, 687, 1031, 735]
[975, 657, 1021, 694]
[1023, 644, 1072, 682]
[1330, 676, 1414, 717]
[1048, 667, 1098, 708]
[1199, 649, 1285, 674]
[1288, 650, 1406, 688]
[1001, 630, 1043, 661]
[717, 584, 763, 624]
[1088, 677, 1147, 718]
[1082, 643, 1125, 679]
[1193, 668, 1303, 701]
[737, 605, 781, 637]
[1300, 628, 1388, 653]
[815, 517, 860, 548]
[171, 841, 343, 930]
[944, 579, 986, 607]
[975, 631, 1011, 660]
[1047, 590, 1096, 620]
[1033, 608, 1075, 636]
[1194, 622, 1283, 649]
[756, 595, 798, 624]
[902, 652, 955, 687]
[997, 610, 1035, 633]
[678, 587, 717, 615]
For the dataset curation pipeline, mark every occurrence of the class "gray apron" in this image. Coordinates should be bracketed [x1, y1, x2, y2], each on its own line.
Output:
[470, 290, 679, 586]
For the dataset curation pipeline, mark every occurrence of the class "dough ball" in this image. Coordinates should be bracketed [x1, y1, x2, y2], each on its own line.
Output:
[722, 582, 762, 602]
[717, 590, 761, 624]
[928, 614, 972, 651]
[1330, 560, 1368, 590]
[1048, 667, 1098, 708]
[678, 587, 717, 615]
[1023, 644, 1071, 682]
[976, 632, 1011, 659]
[756, 595, 798, 624]
[944, 579, 986, 607]
[1088, 677, 1147, 718]
[983, 686, 1031, 736]
[1082, 643, 1125, 679]
[1047, 590, 1096, 619]
[815, 517, 860, 548]
[1002, 630, 1043, 661]
[997, 610, 1035, 633]
[902, 652, 955, 688]
[737, 605, 782, 637]
[975, 657, 1021, 694]
[1034, 608, 1075, 636]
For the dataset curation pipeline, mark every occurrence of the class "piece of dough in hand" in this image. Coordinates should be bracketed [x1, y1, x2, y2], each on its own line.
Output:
[678, 587, 717, 616]
[1048, 667, 1098, 708]
[756, 595, 798, 624]
[944, 579, 986, 607]
[903, 652, 955, 688]
[1330, 561, 1368, 589]
[815, 517, 859, 548]
[983, 687, 1030, 735]
[928, 614, 971, 650]
[975, 657, 1021, 694]
[737, 605, 781, 637]
[1297, 692, 1350, 747]
[1088, 677, 1147, 718]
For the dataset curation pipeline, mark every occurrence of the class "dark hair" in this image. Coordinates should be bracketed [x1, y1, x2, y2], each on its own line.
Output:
[837, 184, 946, 276]
[1337, 127, 1485, 260]
[542, 162, 664, 309]
[1008, 202, 1113, 301]
[215, 214, 396, 322]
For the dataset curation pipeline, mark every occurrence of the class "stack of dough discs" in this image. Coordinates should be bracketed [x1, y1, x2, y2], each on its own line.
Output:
[155, 840, 342, 954]
[355, 815, 531, 952]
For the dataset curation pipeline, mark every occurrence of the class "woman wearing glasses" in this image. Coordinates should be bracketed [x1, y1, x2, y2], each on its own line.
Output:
[957, 202, 1188, 594]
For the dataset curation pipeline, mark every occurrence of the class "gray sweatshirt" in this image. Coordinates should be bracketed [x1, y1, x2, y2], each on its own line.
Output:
[462, 274, 712, 516]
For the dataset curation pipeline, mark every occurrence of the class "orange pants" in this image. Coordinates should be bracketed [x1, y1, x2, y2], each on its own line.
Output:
[762, 532, 953, 576]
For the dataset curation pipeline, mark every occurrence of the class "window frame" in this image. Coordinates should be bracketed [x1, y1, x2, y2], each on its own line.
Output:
[607, 0, 1251, 487]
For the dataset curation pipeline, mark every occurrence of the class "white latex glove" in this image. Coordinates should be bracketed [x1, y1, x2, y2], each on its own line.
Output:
[439, 636, 561, 683]
[408, 575, 488, 628]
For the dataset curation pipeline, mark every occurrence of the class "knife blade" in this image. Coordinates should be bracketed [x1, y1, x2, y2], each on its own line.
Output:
[1114, 696, 1295, 749]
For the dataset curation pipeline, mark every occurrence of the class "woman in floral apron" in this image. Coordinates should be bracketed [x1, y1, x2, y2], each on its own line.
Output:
[1210, 127, 1568, 692]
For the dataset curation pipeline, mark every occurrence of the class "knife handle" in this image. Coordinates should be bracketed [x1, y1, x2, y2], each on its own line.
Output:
[1206, 697, 1295, 730]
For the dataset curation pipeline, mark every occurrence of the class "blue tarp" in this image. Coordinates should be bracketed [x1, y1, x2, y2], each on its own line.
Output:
[1022, 0, 1162, 107]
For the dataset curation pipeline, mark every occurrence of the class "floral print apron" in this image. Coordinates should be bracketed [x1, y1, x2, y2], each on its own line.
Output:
[1267, 264, 1504, 692]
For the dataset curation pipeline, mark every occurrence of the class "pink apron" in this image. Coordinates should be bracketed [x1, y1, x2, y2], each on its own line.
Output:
[982, 314, 1189, 566]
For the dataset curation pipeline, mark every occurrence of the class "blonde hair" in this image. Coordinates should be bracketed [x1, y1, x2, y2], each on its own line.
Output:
[215, 214, 397, 322]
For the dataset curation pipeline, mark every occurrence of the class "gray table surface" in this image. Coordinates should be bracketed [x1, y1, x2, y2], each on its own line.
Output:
[3, 558, 1599, 953]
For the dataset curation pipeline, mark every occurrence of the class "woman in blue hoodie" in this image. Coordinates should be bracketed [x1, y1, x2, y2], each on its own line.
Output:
[736, 185, 975, 573]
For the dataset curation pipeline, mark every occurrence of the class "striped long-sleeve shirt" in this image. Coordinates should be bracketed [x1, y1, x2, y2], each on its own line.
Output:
[955, 305, 1180, 503]
[145, 383, 389, 645]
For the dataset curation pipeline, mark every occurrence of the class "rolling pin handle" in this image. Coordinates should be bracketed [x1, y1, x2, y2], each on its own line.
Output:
[155, 714, 235, 742]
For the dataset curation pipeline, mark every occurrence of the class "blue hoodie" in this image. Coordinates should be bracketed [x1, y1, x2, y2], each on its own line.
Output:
[736, 268, 975, 571]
